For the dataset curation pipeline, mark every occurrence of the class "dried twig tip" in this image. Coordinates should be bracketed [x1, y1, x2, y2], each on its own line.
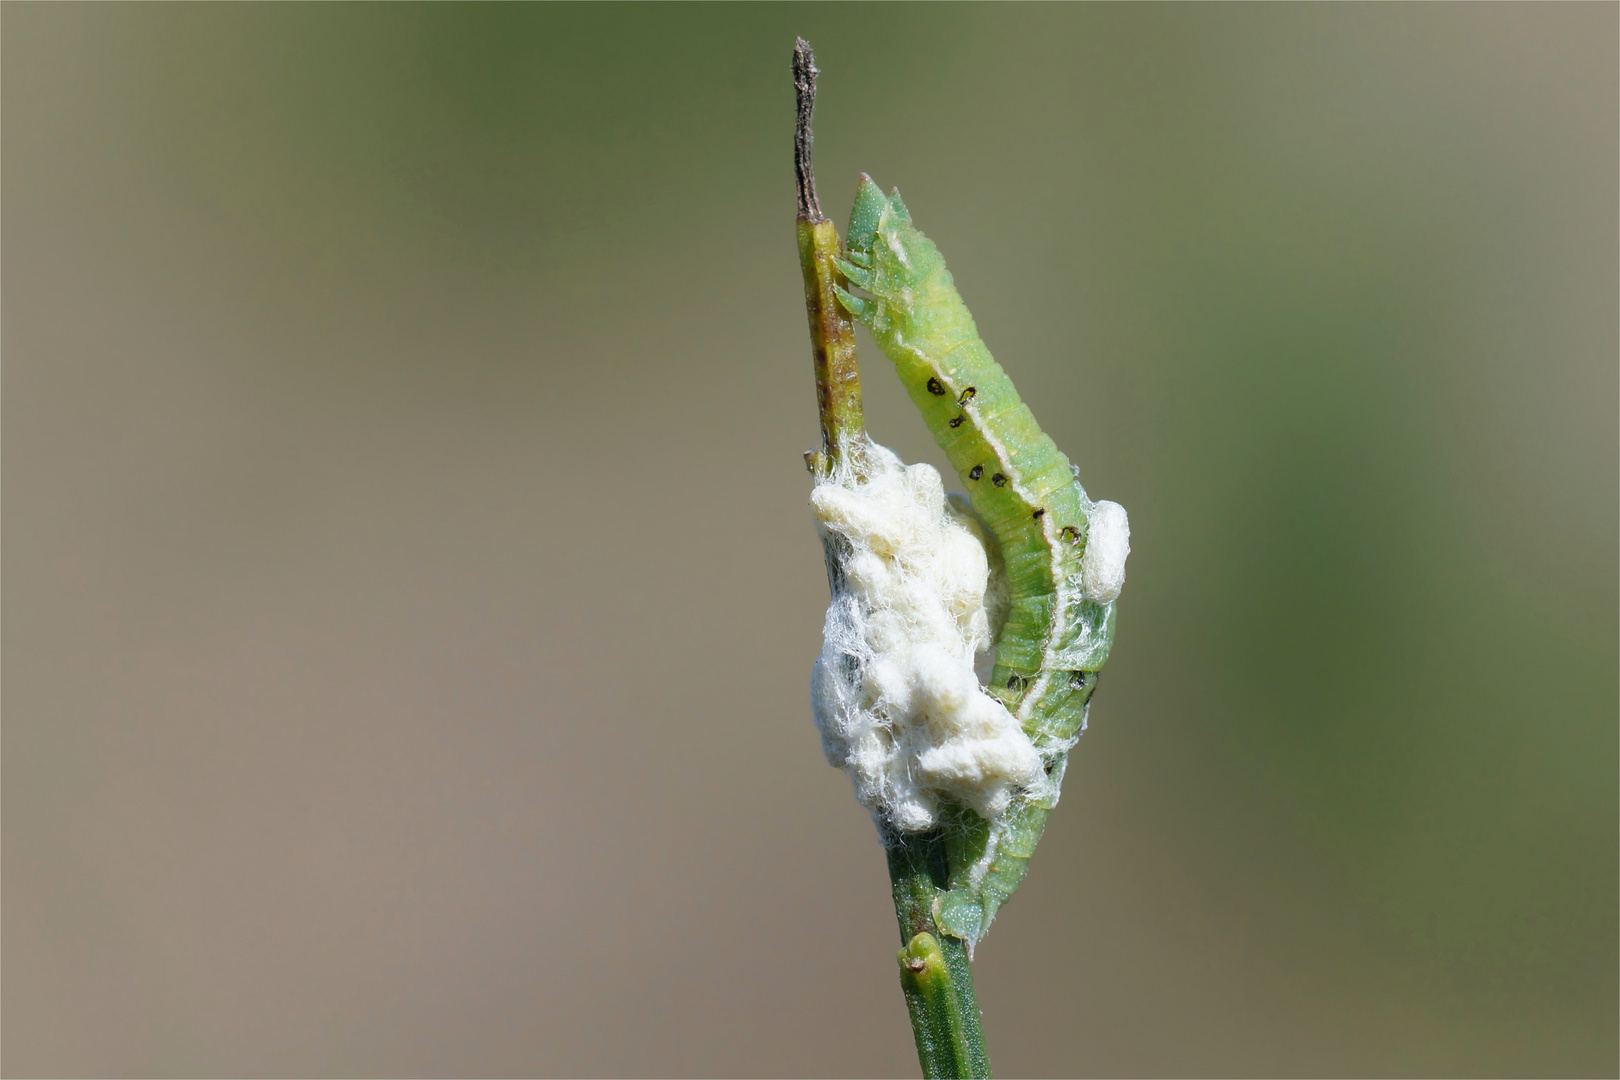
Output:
[792, 37, 822, 221]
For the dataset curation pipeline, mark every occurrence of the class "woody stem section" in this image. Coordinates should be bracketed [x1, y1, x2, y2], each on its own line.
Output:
[794, 38, 864, 476]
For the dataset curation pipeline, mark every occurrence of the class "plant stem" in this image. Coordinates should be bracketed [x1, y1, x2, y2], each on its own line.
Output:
[794, 38, 989, 1078]
[889, 832, 993, 1079]
[793, 38, 864, 478]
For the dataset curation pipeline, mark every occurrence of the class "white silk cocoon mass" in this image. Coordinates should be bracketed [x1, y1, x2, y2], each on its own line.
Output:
[1080, 499, 1131, 604]
[810, 442, 1042, 833]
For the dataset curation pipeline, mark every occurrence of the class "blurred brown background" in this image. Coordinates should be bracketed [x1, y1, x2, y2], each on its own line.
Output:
[3, 5, 1615, 1077]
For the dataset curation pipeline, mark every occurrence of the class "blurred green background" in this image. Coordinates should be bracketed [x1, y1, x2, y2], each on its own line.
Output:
[4, 4, 1614, 1076]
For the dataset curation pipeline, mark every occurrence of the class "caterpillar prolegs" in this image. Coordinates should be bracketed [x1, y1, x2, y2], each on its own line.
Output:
[830, 176, 1130, 946]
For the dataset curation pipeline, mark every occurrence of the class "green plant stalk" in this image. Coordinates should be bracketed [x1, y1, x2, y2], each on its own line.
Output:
[794, 38, 992, 1079]
[890, 833, 993, 1079]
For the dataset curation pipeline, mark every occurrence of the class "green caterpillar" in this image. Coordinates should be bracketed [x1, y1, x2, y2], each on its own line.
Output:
[834, 176, 1127, 946]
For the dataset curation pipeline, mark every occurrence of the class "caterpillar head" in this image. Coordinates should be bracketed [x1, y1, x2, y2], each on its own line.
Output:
[837, 175, 931, 331]
[846, 173, 900, 258]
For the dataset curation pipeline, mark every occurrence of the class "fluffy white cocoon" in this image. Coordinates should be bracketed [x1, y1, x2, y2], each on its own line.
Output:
[1081, 500, 1130, 603]
[810, 443, 1042, 832]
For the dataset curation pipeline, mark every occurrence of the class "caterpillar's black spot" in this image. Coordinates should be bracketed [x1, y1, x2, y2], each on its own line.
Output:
[968, 464, 984, 480]
[991, 472, 1008, 487]
[926, 377, 947, 396]
[1044, 758, 1058, 776]
[958, 386, 977, 404]
[1032, 508, 1046, 520]
[949, 414, 965, 428]
[1069, 671, 1086, 690]
[1060, 525, 1081, 543]
[1006, 673, 1030, 692]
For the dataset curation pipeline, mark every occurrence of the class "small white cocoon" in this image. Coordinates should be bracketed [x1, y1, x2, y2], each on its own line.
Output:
[1081, 500, 1130, 603]
[810, 442, 1042, 832]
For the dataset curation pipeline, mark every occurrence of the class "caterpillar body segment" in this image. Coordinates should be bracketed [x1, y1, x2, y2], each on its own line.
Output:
[838, 175, 1120, 946]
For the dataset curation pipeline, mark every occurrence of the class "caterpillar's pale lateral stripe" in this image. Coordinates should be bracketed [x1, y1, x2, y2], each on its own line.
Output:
[835, 176, 1129, 947]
